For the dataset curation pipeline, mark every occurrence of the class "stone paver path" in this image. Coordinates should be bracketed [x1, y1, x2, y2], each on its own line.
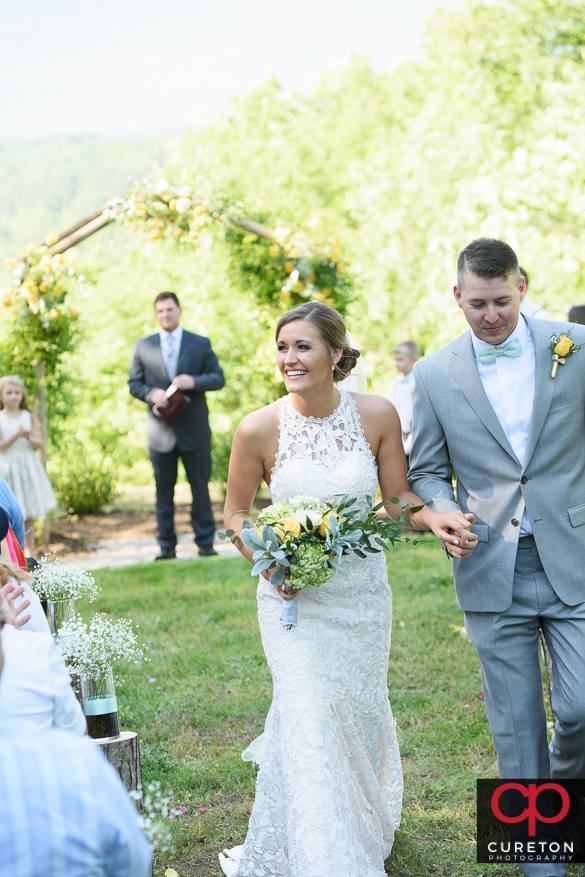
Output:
[62, 531, 239, 570]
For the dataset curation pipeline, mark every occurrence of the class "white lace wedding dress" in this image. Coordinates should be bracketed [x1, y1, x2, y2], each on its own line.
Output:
[220, 390, 403, 877]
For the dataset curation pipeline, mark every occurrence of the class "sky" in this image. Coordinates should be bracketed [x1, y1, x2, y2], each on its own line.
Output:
[0, 0, 463, 138]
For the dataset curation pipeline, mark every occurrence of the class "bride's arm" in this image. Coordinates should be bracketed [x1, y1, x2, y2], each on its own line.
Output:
[368, 396, 478, 559]
[224, 408, 283, 569]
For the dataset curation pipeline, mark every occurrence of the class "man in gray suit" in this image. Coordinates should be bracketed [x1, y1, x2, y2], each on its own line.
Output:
[129, 292, 225, 560]
[409, 238, 585, 876]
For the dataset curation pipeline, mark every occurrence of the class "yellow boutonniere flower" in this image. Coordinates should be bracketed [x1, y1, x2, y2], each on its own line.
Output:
[550, 331, 580, 378]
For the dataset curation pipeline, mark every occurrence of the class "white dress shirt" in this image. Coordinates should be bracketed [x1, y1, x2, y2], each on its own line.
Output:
[13, 580, 51, 634]
[0, 624, 86, 735]
[159, 325, 183, 381]
[471, 315, 534, 535]
[388, 370, 415, 455]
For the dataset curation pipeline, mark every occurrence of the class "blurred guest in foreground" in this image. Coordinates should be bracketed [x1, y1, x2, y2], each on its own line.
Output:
[0, 593, 152, 877]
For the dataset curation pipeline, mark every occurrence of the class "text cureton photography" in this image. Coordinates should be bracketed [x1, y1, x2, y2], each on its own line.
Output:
[477, 779, 585, 865]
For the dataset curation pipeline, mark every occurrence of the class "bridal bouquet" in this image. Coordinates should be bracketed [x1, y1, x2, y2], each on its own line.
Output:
[221, 494, 416, 628]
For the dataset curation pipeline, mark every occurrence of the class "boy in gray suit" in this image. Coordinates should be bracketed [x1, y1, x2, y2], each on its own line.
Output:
[409, 239, 585, 876]
[129, 292, 224, 559]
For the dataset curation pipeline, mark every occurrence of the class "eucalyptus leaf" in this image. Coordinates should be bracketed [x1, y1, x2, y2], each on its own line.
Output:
[271, 568, 285, 586]
[240, 529, 265, 551]
[252, 559, 274, 575]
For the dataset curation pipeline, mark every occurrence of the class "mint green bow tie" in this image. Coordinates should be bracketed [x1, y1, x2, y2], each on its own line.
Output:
[477, 338, 522, 365]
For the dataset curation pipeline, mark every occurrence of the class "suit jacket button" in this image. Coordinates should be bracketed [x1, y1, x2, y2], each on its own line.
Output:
[521, 476, 528, 484]
[511, 518, 519, 526]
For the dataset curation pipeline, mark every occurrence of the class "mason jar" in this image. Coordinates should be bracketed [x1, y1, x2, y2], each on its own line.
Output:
[81, 667, 120, 739]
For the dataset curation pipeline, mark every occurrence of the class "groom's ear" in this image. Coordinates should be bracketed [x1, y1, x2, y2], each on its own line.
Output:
[453, 285, 463, 308]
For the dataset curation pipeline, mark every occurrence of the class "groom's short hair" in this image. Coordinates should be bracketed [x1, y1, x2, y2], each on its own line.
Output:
[154, 291, 180, 307]
[457, 238, 520, 290]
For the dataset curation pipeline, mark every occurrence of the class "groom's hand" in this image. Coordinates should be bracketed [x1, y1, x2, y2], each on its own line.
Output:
[445, 512, 477, 559]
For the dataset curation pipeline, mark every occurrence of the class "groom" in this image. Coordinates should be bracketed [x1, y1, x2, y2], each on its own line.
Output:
[409, 238, 585, 877]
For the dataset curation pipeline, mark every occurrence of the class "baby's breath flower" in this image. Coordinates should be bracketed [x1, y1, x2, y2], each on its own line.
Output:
[32, 558, 99, 602]
[56, 613, 145, 681]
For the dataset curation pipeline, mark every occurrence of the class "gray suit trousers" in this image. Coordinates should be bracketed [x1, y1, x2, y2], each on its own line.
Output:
[464, 538, 585, 877]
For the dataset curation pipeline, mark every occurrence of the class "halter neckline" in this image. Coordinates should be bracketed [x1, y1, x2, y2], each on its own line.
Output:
[287, 389, 344, 423]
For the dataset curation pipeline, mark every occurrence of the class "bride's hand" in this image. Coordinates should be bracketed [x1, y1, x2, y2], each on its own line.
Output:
[261, 567, 299, 601]
[427, 511, 478, 559]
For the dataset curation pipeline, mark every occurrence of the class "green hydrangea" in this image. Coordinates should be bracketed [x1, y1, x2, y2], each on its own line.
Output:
[289, 543, 335, 590]
[257, 502, 294, 526]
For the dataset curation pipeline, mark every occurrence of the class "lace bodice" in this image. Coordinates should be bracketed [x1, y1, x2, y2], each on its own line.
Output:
[270, 390, 378, 510]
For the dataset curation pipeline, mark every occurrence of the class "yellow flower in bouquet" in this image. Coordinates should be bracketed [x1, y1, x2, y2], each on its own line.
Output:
[45, 232, 59, 247]
[273, 518, 302, 541]
[3, 258, 15, 270]
[318, 511, 341, 537]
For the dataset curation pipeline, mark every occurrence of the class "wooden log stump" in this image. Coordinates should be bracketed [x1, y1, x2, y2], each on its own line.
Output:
[95, 731, 143, 796]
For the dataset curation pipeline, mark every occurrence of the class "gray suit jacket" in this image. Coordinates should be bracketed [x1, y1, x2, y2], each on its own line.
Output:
[128, 330, 224, 453]
[409, 316, 585, 612]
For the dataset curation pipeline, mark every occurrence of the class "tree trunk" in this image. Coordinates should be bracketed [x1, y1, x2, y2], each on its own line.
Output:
[96, 731, 143, 796]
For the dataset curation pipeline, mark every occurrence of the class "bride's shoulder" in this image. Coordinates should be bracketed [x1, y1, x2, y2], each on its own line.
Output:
[235, 399, 281, 443]
[348, 392, 397, 422]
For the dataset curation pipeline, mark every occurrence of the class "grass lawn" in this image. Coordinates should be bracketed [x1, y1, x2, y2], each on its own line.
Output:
[82, 541, 578, 877]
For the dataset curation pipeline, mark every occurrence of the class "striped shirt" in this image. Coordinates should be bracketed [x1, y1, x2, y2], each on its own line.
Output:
[0, 729, 151, 877]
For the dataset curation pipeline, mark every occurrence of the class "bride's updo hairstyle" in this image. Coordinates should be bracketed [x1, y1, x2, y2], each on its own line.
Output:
[276, 301, 360, 382]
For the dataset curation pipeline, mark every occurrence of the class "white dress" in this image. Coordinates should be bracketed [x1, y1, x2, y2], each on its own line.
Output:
[0, 410, 56, 519]
[223, 390, 403, 877]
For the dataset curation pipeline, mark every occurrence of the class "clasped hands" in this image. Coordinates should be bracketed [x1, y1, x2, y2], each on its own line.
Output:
[151, 374, 196, 409]
[427, 510, 478, 559]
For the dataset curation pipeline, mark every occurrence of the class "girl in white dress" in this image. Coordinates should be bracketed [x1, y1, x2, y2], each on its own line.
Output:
[0, 376, 56, 555]
[220, 302, 477, 877]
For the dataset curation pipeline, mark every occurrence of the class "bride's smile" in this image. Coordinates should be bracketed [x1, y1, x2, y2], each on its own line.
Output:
[276, 320, 342, 414]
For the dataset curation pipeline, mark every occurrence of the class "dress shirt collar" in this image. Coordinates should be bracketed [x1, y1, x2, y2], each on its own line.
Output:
[159, 325, 183, 347]
[470, 314, 529, 361]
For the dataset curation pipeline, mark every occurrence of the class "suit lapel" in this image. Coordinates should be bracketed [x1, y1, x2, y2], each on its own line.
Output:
[449, 332, 519, 463]
[522, 317, 555, 472]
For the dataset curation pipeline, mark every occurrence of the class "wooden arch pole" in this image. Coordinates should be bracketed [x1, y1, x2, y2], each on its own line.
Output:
[33, 197, 275, 549]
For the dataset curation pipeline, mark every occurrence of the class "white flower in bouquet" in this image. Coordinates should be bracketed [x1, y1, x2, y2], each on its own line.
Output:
[56, 613, 145, 681]
[289, 495, 326, 529]
[175, 197, 192, 213]
[32, 558, 100, 602]
[291, 508, 323, 529]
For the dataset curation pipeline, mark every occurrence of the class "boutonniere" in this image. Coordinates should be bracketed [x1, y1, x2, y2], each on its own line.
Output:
[550, 330, 581, 378]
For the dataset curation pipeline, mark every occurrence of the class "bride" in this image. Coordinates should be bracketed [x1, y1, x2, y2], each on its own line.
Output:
[220, 302, 477, 877]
